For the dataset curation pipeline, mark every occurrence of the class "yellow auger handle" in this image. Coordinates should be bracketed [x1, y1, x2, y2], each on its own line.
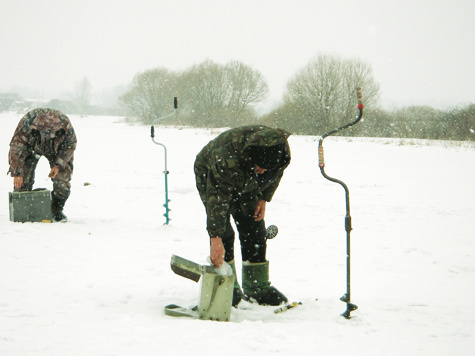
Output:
[318, 146, 325, 168]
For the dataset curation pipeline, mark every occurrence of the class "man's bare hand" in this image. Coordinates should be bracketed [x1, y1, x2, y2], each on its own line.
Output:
[210, 237, 225, 267]
[253, 199, 267, 221]
[49, 166, 59, 178]
[13, 176, 23, 190]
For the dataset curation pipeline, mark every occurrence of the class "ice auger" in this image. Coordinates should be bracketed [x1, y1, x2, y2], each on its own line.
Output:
[150, 97, 178, 225]
[318, 87, 364, 319]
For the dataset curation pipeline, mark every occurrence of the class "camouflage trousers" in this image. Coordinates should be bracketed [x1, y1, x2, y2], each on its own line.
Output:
[15, 153, 73, 202]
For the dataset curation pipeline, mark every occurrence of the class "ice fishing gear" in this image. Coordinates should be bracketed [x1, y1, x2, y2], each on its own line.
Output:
[265, 224, 278, 240]
[9, 188, 53, 223]
[318, 87, 364, 319]
[274, 301, 302, 314]
[165, 255, 234, 321]
[150, 97, 178, 225]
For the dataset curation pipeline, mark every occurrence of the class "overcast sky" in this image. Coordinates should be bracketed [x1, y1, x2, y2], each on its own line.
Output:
[1, 0, 474, 110]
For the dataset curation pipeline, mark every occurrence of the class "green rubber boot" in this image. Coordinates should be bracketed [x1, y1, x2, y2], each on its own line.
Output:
[242, 261, 288, 306]
[228, 260, 243, 307]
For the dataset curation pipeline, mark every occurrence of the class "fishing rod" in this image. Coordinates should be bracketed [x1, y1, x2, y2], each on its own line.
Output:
[318, 87, 364, 319]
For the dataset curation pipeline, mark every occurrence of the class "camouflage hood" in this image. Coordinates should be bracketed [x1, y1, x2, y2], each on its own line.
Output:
[194, 125, 291, 238]
[242, 127, 291, 150]
[200, 125, 291, 171]
[242, 127, 291, 170]
[29, 109, 68, 138]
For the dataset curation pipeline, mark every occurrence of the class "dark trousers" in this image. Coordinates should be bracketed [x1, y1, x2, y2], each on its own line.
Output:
[195, 161, 267, 263]
[221, 206, 267, 264]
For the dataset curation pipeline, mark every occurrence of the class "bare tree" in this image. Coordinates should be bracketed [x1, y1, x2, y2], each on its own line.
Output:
[181, 59, 229, 125]
[181, 59, 268, 127]
[119, 60, 268, 127]
[120, 68, 179, 124]
[281, 53, 380, 133]
[225, 60, 269, 112]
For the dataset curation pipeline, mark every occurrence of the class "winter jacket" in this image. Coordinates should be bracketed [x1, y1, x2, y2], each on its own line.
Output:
[8, 108, 77, 177]
[194, 125, 291, 238]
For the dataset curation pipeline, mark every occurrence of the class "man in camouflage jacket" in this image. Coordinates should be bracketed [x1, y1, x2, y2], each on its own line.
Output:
[8, 108, 77, 221]
[194, 125, 291, 306]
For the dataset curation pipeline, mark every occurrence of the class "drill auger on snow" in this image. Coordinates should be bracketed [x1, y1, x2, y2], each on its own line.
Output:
[150, 97, 178, 225]
[318, 87, 364, 319]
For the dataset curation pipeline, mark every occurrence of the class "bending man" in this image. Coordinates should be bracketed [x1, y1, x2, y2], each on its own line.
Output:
[8, 108, 77, 222]
[194, 125, 291, 306]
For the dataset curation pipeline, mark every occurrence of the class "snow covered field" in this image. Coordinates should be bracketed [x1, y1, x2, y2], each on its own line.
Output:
[1, 112, 474, 355]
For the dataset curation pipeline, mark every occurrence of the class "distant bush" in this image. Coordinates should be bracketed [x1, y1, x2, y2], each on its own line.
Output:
[355, 104, 475, 141]
[120, 59, 268, 128]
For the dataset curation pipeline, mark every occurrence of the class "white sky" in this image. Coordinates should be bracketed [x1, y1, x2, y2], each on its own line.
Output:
[1, 0, 474, 109]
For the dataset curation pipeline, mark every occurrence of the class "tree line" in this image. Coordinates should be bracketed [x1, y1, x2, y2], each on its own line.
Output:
[120, 54, 475, 142]
[120, 59, 267, 127]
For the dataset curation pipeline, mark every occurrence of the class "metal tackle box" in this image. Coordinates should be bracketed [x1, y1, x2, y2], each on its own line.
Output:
[9, 189, 53, 222]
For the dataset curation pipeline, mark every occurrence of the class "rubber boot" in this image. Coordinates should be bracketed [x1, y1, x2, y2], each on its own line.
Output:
[51, 193, 68, 222]
[242, 261, 288, 306]
[228, 260, 243, 307]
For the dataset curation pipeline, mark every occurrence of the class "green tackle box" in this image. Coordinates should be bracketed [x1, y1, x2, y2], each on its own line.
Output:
[9, 189, 53, 223]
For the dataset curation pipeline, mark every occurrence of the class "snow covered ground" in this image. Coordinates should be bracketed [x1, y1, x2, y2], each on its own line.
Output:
[1, 112, 474, 355]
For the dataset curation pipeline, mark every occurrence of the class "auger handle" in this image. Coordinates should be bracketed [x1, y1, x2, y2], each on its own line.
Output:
[318, 146, 325, 168]
[318, 87, 364, 166]
[356, 87, 364, 108]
